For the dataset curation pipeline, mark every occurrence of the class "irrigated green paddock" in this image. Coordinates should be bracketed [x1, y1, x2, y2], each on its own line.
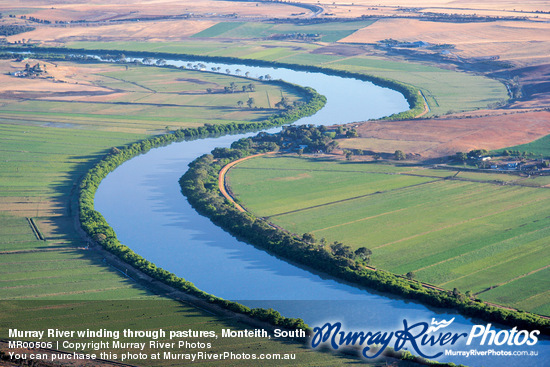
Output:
[228, 155, 550, 315]
[494, 134, 550, 158]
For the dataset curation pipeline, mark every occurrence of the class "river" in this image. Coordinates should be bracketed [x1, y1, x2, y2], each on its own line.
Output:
[94, 59, 548, 366]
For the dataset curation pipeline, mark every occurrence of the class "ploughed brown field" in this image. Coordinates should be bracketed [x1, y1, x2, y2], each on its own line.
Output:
[339, 111, 550, 158]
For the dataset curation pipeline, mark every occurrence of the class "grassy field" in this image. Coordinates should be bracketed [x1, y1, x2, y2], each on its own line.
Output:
[228, 155, 550, 315]
[494, 134, 550, 158]
[68, 40, 508, 117]
[0, 61, 303, 134]
[0, 62, 367, 366]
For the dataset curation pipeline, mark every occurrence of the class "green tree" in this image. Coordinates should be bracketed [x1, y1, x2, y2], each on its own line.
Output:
[246, 97, 255, 108]
[330, 241, 354, 259]
[302, 233, 315, 244]
[394, 150, 406, 160]
[456, 152, 468, 162]
[355, 247, 372, 263]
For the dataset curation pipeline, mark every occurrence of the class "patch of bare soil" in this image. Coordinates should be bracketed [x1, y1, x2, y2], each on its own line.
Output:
[340, 18, 550, 67]
[339, 111, 550, 158]
[0, 60, 117, 98]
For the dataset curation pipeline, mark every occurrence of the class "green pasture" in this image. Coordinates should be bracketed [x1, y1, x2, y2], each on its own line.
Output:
[0, 60, 372, 365]
[228, 155, 550, 314]
[192, 20, 376, 43]
[494, 133, 550, 158]
[68, 40, 508, 117]
[481, 267, 550, 316]
[0, 63, 302, 134]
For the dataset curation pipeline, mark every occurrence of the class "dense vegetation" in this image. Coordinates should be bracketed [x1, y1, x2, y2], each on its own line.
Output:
[78, 87, 326, 331]
[0, 24, 34, 36]
[180, 126, 550, 334]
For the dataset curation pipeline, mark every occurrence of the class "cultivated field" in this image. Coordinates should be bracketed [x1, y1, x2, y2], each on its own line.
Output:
[228, 155, 550, 315]
[192, 20, 376, 43]
[340, 19, 550, 66]
[0, 60, 362, 366]
[337, 111, 550, 158]
[0, 60, 302, 134]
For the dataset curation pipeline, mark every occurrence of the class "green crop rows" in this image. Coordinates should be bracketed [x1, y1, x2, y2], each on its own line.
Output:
[228, 155, 550, 315]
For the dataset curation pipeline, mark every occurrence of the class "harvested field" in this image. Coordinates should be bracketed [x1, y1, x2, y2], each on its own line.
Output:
[2, 0, 304, 22]
[298, 0, 550, 20]
[338, 111, 550, 158]
[340, 19, 550, 66]
[6, 20, 218, 45]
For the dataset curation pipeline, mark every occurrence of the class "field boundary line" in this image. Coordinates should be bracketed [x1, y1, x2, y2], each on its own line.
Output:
[266, 179, 441, 219]
[0, 246, 86, 255]
[373, 196, 550, 250]
[310, 208, 408, 233]
[509, 289, 550, 307]
[0, 286, 130, 300]
[26, 217, 45, 241]
[413, 226, 550, 273]
[439, 246, 548, 288]
[100, 74, 157, 93]
[474, 264, 550, 296]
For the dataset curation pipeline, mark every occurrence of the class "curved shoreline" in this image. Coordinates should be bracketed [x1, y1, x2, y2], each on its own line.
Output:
[218, 153, 272, 213]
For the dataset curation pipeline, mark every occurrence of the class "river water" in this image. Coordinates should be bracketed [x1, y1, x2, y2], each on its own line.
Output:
[94, 59, 548, 366]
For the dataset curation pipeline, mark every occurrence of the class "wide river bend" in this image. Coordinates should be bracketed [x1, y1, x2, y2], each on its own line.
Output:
[95, 59, 548, 366]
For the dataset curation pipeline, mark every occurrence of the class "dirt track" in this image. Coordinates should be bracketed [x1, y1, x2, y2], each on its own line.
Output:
[218, 152, 274, 212]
